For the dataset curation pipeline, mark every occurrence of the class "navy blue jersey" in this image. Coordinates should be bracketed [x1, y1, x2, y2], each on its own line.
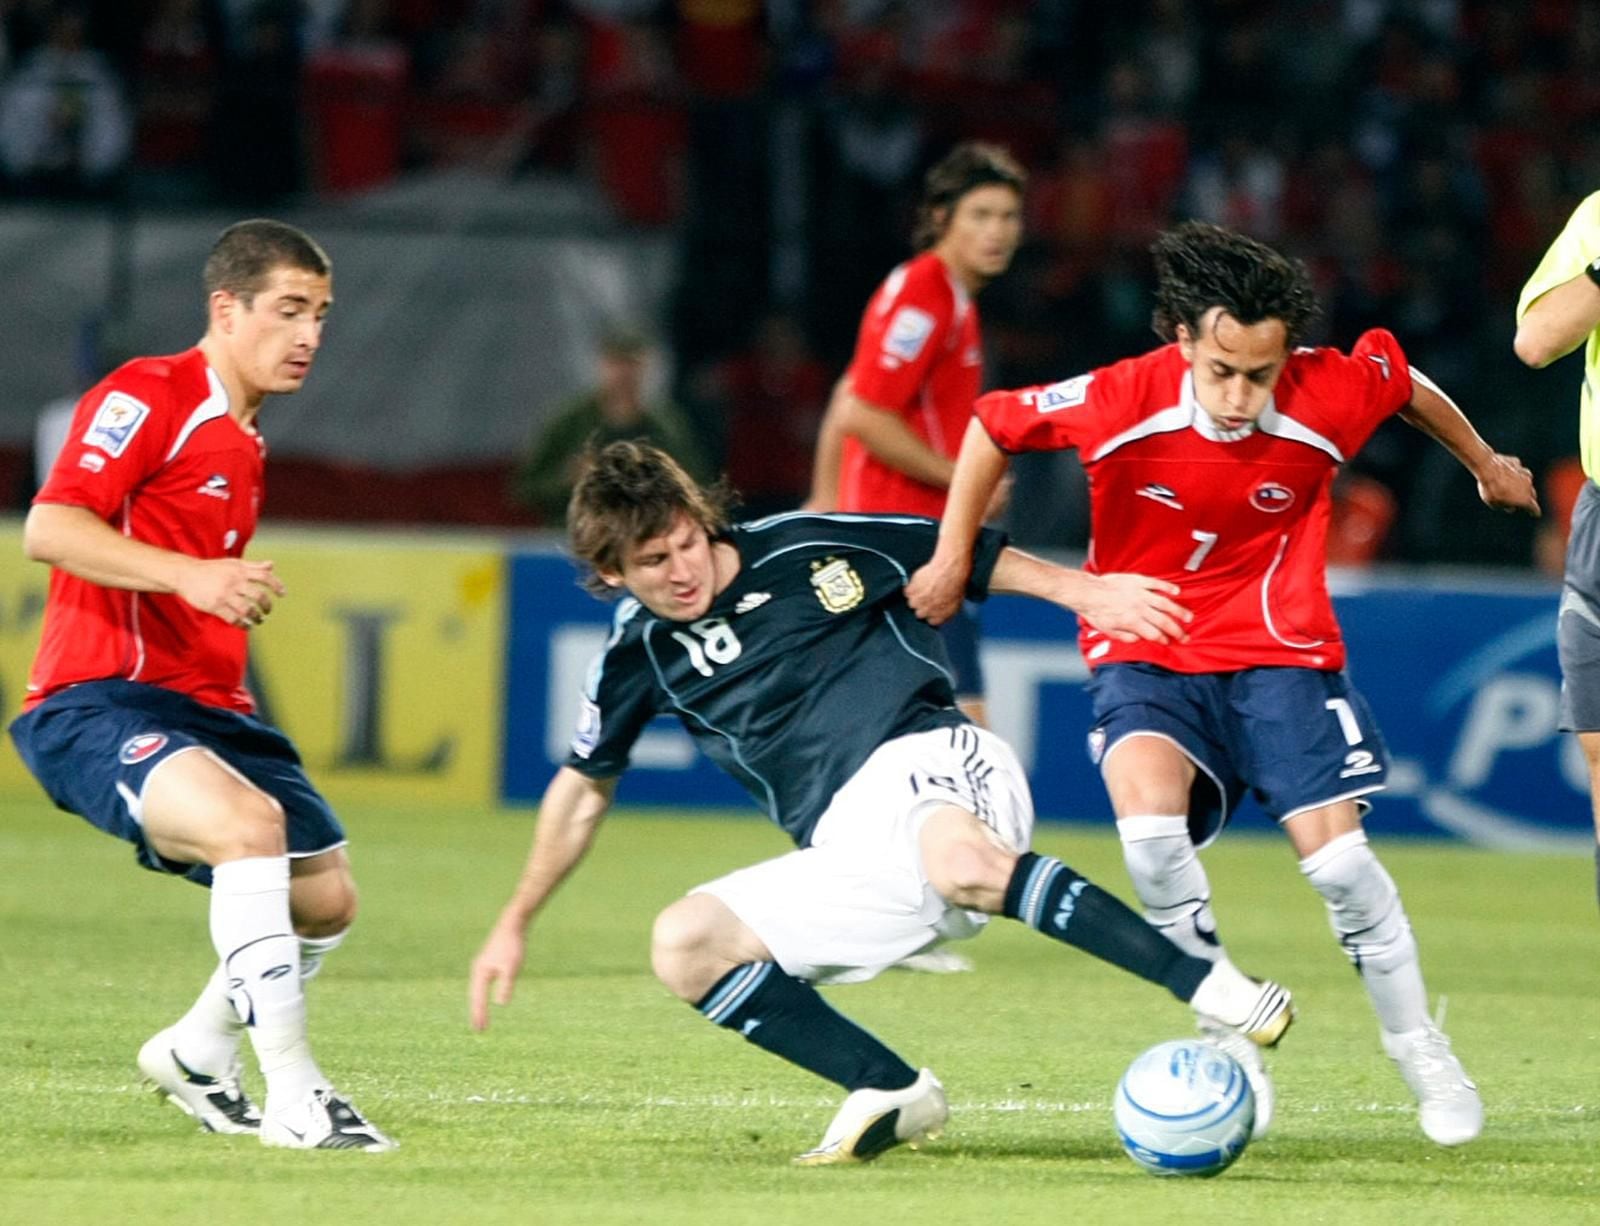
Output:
[566, 512, 1007, 845]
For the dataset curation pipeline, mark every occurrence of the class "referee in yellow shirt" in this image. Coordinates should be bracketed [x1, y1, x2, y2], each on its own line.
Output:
[1515, 189, 1600, 913]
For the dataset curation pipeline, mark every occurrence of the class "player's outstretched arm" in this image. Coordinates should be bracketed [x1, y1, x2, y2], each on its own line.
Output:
[469, 767, 617, 1031]
[1398, 368, 1541, 516]
[25, 503, 285, 628]
[907, 418, 1009, 625]
[989, 547, 1193, 644]
[1513, 271, 1600, 369]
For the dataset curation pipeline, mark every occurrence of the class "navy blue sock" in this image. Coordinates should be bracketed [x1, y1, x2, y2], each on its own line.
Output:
[1003, 851, 1211, 1001]
[696, 963, 917, 1092]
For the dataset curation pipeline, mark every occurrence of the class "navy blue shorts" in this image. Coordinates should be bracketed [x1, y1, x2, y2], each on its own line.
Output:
[9, 679, 346, 888]
[938, 602, 985, 700]
[1085, 663, 1389, 845]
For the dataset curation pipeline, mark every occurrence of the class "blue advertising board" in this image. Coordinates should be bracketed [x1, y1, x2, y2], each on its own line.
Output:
[502, 551, 1588, 850]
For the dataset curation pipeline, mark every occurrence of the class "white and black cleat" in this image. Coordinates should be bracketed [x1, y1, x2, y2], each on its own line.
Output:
[261, 1087, 397, 1152]
[137, 1029, 261, 1135]
[794, 1069, 948, 1166]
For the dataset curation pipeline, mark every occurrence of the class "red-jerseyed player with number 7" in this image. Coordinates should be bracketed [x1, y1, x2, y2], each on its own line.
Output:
[908, 220, 1540, 1148]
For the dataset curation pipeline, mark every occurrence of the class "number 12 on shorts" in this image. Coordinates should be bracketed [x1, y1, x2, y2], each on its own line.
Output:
[1325, 696, 1362, 745]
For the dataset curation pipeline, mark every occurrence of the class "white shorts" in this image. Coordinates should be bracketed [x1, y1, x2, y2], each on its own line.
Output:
[691, 725, 1035, 986]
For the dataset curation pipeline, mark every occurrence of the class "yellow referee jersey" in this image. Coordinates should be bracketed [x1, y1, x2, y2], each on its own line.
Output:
[1518, 190, 1600, 482]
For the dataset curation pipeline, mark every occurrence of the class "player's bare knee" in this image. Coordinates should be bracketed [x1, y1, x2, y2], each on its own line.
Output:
[650, 896, 721, 998]
[293, 877, 358, 937]
[924, 831, 1011, 910]
[218, 791, 288, 861]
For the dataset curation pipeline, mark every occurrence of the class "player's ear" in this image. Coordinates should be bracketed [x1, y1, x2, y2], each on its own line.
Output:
[1175, 322, 1196, 360]
[595, 567, 626, 590]
[208, 289, 237, 334]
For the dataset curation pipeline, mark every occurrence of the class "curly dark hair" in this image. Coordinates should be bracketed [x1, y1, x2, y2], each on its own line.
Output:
[1150, 221, 1318, 347]
[566, 440, 734, 597]
[912, 142, 1027, 250]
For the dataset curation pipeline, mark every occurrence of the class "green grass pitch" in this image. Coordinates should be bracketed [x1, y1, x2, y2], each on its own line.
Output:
[1, 796, 1596, 1225]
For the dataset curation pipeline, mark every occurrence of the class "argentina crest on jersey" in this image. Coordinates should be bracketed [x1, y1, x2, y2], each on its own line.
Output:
[810, 557, 865, 613]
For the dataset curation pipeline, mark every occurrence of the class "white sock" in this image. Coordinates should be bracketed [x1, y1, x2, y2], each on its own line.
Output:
[166, 963, 245, 1076]
[299, 929, 348, 983]
[211, 856, 326, 1104]
[1118, 814, 1226, 962]
[1299, 830, 1429, 1035]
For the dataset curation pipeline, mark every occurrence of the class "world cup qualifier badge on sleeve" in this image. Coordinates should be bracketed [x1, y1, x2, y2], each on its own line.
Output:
[882, 306, 935, 365]
[81, 392, 151, 458]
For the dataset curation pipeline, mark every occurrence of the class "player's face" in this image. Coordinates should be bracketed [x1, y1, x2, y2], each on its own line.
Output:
[214, 266, 333, 399]
[938, 184, 1023, 286]
[605, 512, 719, 622]
[1178, 308, 1290, 431]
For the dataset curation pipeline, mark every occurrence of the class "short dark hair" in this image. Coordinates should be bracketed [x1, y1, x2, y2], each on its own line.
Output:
[567, 440, 732, 597]
[1150, 221, 1318, 347]
[203, 219, 331, 305]
[912, 142, 1027, 250]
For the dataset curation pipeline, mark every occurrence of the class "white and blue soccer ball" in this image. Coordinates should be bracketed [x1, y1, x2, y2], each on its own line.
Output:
[1113, 1039, 1255, 1177]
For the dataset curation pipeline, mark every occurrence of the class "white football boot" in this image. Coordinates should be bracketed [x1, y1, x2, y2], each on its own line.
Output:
[793, 1068, 948, 1165]
[1381, 1021, 1482, 1146]
[1189, 959, 1295, 1048]
[260, 1086, 397, 1152]
[137, 1028, 261, 1135]
[1188, 960, 1292, 1140]
[1196, 1018, 1275, 1140]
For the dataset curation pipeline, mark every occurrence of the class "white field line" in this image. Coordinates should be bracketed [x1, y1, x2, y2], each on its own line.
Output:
[103, 1083, 1591, 1117]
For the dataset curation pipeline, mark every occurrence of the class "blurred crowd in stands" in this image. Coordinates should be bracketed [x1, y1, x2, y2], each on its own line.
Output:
[2, 0, 1596, 567]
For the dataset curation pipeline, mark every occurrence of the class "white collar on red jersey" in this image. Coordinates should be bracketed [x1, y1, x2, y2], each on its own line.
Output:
[1183, 373, 1345, 461]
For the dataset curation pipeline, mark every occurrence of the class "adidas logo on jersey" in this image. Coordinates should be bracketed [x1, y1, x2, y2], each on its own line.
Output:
[734, 592, 772, 615]
[1135, 483, 1184, 510]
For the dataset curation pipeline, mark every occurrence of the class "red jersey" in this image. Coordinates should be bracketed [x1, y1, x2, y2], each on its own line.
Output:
[26, 348, 266, 712]
[840, 250, 983, 518]
[976, 329, 1413, 673]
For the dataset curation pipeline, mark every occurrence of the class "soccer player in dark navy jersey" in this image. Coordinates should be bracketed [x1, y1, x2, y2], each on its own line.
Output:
[9, 220, 391, 1152]
[469, 440, 1294, 1166]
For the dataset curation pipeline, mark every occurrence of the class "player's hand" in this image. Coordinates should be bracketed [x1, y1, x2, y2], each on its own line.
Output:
[175, 558, 286, 629]
[1078, 573, 1192, 644]
[907, 551, 971, 626]
[1475, 453, 1541, 516]
[469, 920, 527, 1032]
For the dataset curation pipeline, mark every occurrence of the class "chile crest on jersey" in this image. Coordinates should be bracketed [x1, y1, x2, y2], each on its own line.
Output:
[1250, 481, 1295, 513]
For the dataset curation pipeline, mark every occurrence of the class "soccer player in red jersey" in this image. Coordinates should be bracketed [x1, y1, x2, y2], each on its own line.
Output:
[9, 220, 393, 1151]
[807, 143, 1024, 728]
[908, 222, 1540, 1147]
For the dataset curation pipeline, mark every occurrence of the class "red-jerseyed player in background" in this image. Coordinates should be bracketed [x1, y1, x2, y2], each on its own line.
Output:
[908, 221, 1539, 1148]
[9, 220, 394, 1151]
[807, 143, 1024, 729]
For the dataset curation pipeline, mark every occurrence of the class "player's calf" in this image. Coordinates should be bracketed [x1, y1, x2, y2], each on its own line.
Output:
[694, 961, 919, 1096]
[1118, 813, 1226, 962]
